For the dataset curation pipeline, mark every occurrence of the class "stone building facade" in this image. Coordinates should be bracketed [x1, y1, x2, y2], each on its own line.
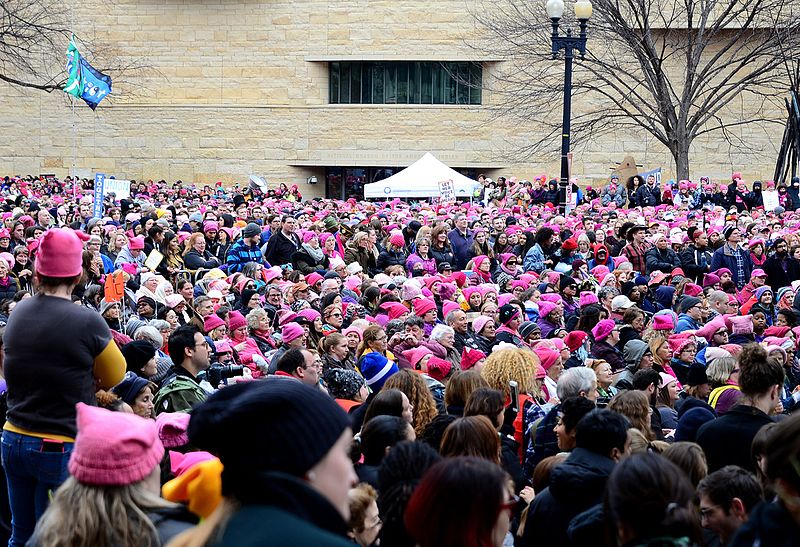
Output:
[0, 0, 785, 198]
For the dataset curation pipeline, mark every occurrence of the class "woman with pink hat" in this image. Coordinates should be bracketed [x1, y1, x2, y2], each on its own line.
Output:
[2, 228, 127, 545]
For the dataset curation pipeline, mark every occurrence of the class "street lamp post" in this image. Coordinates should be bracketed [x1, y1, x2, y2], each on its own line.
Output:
[546, 0, 592, 215]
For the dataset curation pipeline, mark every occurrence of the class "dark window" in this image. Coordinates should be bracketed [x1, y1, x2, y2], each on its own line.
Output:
[329, 61, 482, 105]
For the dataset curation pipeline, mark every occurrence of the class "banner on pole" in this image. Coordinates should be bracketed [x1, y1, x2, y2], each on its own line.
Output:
[64, 35, 112, 110]
[93, 173, 105, 218]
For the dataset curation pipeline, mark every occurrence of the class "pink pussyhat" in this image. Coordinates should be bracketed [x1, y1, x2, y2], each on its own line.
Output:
[36, 228, 90, 277]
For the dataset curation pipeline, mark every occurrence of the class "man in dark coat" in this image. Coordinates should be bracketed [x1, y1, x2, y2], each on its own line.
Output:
[680, 227, 713, 283]
[522, 409, 630, 547]
[262, 214, 301, 267]
[710, 225, 753, 289]
[763, 238, 800, 290]
[696, 344, 782, 473]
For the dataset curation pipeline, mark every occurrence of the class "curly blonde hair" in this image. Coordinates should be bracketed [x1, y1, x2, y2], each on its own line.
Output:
[383, 369, 439, 436]
[480, 348, 539, 398]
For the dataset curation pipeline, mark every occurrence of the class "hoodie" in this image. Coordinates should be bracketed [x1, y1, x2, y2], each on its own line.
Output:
[614, 339, 649, 391]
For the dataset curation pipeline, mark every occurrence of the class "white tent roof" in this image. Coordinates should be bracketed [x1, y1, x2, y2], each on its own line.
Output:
[363, 153, 479, 198]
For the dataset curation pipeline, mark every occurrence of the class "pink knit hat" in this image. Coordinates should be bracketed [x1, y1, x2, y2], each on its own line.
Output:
[227, 311, 247, 331]
[388, 232, 405, 248]
[592, 319, 616, 342]
[403, 347, 433, 369]
[297, 308, 322, 323]
[652, 314, 675, 331]
[413, 298, 436, 317]
[69, 403, 164, 486]
[472, 315, 493, 335]
[204, 314, 225, 332]
[281, 322, 305, 343]
[128, 236, 145, 250]
[426, 356, 452, 382]
[579, 291, 599, 307]
[155, 412, 191, 449]
[533, 346, 560, 371]
[538, 301, 558, 318]
[442, 301, 461, 318]
[36, 228, 90, 278]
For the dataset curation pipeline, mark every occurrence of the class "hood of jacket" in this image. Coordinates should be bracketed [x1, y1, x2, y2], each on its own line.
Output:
[548, 448, 616, 503]
[623, 339, 649, 368]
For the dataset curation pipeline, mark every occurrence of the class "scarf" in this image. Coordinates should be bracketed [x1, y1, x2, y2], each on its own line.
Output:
[302, 242, 325, 263]
[475, 268, 491, 283]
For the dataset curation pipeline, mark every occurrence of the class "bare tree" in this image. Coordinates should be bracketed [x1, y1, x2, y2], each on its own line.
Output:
[0, 0, 151, 96]
[472, 0, 800, 179]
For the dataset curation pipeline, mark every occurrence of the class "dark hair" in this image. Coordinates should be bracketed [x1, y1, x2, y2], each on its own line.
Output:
[575, 409, 630, 456]
[738, 343, 785, 397]
[363, 389, 406, 424]
[632, 368, 661, 392]
[357, 415, 412, 466]
[697, 465, 763, 514]
[275, 348, 306, 375]
[405, 457, 509, 547]
[168, 325, 199, 363]
[777, 308, 798, 327]
[464, 388, 505, 429]
[604, 453, 701, 544]
[440, 416, 500, 463]
[34, 272, 82, 291]
[576, 304, 605, 334]
[377, 441, 441, 547]
[764, 413, 800, 494]
[535, 227, 555, 245]
[751, 422, 779, 496]
[560, 396, 597, 433]
[420, 414, 458, 452]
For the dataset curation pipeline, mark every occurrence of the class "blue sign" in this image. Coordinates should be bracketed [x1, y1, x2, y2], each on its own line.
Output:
[93, 173, 105, 218]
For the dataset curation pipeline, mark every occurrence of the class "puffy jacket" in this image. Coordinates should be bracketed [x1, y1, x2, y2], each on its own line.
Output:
[522, 448, 616, 547]
[447, 228, 475, 270]
[645, 246, 681, 274]
[183, 249, 220, 270]
[405, 253, 437, 276]
[636, 184, 662, 207]
[376, 249, 407, 271]
[600, 184, 626, 207]
[291, 248, 329, 274]
[429, 244, 454, 267]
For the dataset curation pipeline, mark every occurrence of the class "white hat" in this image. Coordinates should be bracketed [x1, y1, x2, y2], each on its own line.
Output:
[611, 295, 635, 312]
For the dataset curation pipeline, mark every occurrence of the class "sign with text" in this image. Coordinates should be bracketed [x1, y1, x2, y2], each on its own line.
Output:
[92, 173, 105, 218]
[763, 190, 780, 211]
[104, 178, 131, 199]
[438, 179, 456, 203]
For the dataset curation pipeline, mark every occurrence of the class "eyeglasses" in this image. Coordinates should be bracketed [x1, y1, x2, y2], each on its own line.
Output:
[194, 341, 210, 349]
[326, 312, 343, 319]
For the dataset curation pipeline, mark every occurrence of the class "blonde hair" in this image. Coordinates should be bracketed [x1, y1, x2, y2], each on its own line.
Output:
[33, 476, 175, 547]
[648, 334, 670, 367]
[183, 233, 206, 257]
[480, 348, 539, 397]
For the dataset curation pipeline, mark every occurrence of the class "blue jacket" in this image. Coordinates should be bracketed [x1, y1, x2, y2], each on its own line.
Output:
[447, 228, 474, 271]
[710, 244, 753, 289]
[524, 243, 548, 272]
[226, 239, 264, 273]
[675, 313, 699, 333]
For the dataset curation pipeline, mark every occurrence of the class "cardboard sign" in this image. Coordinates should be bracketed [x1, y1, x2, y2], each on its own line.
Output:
[438, 179, 456, 203]
[762, 190, 780, 211]
[144, 249, 164, 271]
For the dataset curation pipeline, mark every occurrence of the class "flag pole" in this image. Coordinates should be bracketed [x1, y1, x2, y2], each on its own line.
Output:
[71, 98, 76, 200]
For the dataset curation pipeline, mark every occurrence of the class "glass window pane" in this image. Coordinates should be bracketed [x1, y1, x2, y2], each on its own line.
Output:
[350, 62, 362, 103]
[421, 62, 432, 103]
[385, 63, 397, 104]
[340, 63, 351, 104]
[457, 63, 469, 104]
[372, 63, 384, 104]
[409, 62, 421, 104]
[432, 63, 444, 104]
[362, 64, 372, 104]
[397, 63, 409, 104]
[329, 62, 339, 104]
[445, 62, 457, 104]
[470, 63, 482, 104]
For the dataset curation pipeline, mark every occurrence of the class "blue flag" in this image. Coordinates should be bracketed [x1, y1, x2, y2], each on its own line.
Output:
[78, 58, 112, 110]
[64, 36, 112, 110]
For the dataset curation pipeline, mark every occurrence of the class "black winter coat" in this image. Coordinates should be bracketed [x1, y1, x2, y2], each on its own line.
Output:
[696, 404, 773, 473]
[291, 248, 329, 274]
[376, 249, 407, 271]
[430, 245, 454, 267]
[522, 448, 616, 547]
[763, 254, 800, 291]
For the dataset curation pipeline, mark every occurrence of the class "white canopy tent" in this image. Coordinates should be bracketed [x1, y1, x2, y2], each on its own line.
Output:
[363, 152, 479, 199]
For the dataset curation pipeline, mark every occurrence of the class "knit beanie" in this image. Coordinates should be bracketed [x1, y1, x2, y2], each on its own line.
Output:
[297, 308, 322, 323]
[69, 403, 164, 486]
[461, 347, 486, 371]
[675, 407, 716, 443]
[683, 283, 703, 297]
[413, 298, 436, 318]
[623, 339, 650, 367]
[536, 301, 558, 320]
[442, 301, 461, 319]
[686, 362, 709, 387]
[359, 352, 399, 389]
[533, 346, 560, 371]
[323, 368, 366, 400]
[559, 275, 576, 291]
[678, 296, 702, 314]
[564, 331, 588, 352]
[722, 225, 737, 240]
[36, 228, 90, 278]
[426, 357, 452, 382]
[702, 273, 720, 288]
[227, 311, 247, 332]
[242, 223, 261, 238]
[403, 347, 434, 370]
[652, 314, 675, 331]
[111, 371, 152, 406]
[754, 286, 772, 302]
[472, 315, 493, 336]
[121, 340, 157, 374]
[388, 232, 405, 248]
[729, 315, 753, 335]
[156, 412, 192, 449]
[188, 380, 350, 494]
[592, 319, 616, 342]
[204, 314, 226, 333]
[518, 321, 539, 340]
[579, 291, 599, 307]
[128, 236, 145, 250]
[281, 322, 305, 344]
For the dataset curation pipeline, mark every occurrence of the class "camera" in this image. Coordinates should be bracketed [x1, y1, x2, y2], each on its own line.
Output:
[199, 364, 245, 387]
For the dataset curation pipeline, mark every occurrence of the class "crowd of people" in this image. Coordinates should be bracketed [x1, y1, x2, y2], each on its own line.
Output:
[0, 171, 800, 546]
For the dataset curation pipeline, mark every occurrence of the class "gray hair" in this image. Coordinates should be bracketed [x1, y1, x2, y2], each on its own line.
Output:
[430, 324, 455, 342]
[148, 319, 170, 332]
[134, 325, 163, 349]
[445, 309, 465, 326]
[557, 367, 597, 400]
[247, 307, 269, 330]
[708, 290, 728, 306]
[706, 357, 737, 385]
